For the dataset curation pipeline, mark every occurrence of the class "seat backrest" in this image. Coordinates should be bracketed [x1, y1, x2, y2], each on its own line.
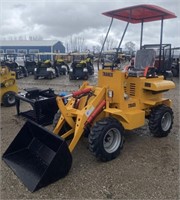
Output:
[134, 49, 156, 70]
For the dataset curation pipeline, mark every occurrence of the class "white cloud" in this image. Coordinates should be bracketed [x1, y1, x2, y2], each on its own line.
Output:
[0, 0, 179, 49]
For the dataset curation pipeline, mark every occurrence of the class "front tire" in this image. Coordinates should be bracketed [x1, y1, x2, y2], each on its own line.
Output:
[88, 117, 124, 162]
[2, 91, 16, 107]
[16, 73, 20, 79]
[148, 105, 173, 137]
[69, 75, 74, 80]
[34, 75, 38, 80]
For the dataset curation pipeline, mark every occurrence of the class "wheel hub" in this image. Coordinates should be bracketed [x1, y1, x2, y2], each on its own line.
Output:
[8, 94, 15, 104]
[161, 112, 172, 131]
[103, 128, 121, 153]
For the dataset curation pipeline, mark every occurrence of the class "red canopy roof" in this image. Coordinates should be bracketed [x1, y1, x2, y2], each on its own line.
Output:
[102, 4, 176, 23]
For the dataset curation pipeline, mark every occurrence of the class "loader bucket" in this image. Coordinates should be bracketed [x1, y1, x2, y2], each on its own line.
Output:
[2, 120, 72, 192]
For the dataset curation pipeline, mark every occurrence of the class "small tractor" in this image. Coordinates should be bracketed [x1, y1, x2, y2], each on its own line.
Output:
[2, 4, 176, 192]
[24, 54, 38, 75]
[0, 64, 18, 106]
[101, 51, 128, 69]
[69, 53, 94, 80]
[54, 58, 70, 75]
[34, 59, 59, 79]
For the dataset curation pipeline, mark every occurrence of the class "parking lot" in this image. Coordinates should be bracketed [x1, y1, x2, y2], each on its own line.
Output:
[1, 71, 179, 199]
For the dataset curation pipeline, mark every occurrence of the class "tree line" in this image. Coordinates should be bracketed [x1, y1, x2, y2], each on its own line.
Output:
[2, 35, 136, 53]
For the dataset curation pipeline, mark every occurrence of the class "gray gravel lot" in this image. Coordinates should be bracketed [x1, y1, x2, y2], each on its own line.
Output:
[0, 69, 179, 199]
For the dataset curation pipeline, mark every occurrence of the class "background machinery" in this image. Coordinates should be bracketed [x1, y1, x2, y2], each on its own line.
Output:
[2, 54, 28, 79]
[69, 53, 94, 80]
[15, 87, 59, 125]
[24, 54, 38, 75]
[34, 53, 59, 79]
[2, 4, 176, 192]
[54, 58, 70, 75]
[141, 44, 174, 79]
[171, 47, 180, 77]
[101, 50, 129, 69]
[0, 64, 18, 106]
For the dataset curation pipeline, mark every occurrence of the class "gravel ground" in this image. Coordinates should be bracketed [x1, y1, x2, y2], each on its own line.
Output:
[0, 68, 179, 200]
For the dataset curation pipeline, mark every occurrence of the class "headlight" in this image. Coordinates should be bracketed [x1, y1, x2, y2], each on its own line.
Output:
[108, 90, 113, 98]
[34, 68, 37, 71]
[70, 69, 73, 72]
[83, 68, 88, 72]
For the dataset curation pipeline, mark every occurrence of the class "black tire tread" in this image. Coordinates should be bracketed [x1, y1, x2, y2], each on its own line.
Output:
[2, 91, 16, 107]
[88, 117, 124, 162]
[148, 104, 173, 137]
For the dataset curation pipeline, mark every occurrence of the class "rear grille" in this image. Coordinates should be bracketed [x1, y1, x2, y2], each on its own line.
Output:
[130, 83, 136, 96]
[38, 68, 47, 73]
[124, 86, 127, 93]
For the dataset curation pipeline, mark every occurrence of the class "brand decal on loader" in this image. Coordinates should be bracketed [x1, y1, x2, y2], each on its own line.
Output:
[128, 103, 136, 108]
[103, 72, 113, 77]
[85, 106, 95, 117]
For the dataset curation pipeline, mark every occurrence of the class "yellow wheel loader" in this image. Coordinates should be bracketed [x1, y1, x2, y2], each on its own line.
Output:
[2, 4, 176, 192]
[0, 65, 18, 106]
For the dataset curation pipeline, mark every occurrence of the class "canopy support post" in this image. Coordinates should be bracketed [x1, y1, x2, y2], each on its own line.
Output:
[140, 20, 144, 49]
[98, 17, 113, 70]
[159, 16, 164, 71]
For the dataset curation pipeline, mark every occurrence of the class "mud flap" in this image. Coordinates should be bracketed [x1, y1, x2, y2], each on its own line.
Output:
[2, 120, 72, 192]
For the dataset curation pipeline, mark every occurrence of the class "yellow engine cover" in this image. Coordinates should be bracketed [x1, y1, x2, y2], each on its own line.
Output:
[142, 77, 175, 91]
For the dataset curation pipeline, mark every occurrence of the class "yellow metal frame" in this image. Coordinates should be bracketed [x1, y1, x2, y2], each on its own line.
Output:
[53, 69, 175, 152]
[53, 82, 106, 152]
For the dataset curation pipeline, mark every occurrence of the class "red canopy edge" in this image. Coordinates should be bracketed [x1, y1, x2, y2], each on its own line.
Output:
[102, 4, 177, 23]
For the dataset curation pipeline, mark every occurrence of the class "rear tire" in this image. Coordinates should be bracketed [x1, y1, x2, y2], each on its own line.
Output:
[48, 72, 54, 79]
[16, 73, 20, 79]
[148, 105, 173, 137]
[24, 70, 28, 77]
[88, 117, 124, 161]
[56, 72, 60, 77]
[172, 68, 178, 77]
[2, 91, 16, 107]
[69, 75, 73, 80]
[84, 75, 88, 80]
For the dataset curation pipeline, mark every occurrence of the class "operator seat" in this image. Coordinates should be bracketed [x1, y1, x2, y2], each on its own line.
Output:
[128, 49, 156, 77]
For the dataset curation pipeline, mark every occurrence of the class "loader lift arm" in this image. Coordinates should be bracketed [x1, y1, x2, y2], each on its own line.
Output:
[53, 84, 106, 152]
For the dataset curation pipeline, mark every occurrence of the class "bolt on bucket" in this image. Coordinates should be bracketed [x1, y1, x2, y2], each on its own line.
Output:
[2, 120, 72, 192]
